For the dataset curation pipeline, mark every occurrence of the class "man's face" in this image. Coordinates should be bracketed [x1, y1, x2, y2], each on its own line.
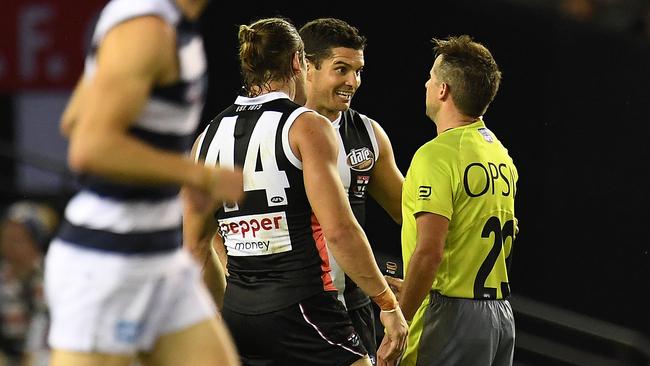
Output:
[307, 47, 364, 121]
[425, 56, 443, 121]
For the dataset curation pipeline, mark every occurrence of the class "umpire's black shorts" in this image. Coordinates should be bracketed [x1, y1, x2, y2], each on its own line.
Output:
[222, 291, 368, 366]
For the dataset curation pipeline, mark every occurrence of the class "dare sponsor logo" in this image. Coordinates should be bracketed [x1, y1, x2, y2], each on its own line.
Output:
[346, 147, 374, 172]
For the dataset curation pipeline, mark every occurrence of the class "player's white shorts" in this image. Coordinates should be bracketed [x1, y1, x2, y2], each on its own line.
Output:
[44, 239, 217, 354]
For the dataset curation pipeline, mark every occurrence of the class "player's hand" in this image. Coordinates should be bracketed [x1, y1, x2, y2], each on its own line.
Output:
[182, 184, 215, 216]
[384, 275, 403, 302]
[206, 167, 244, 204]
[377, 335, 401, 366]
[377, 306, 408, 365]
[184, 167, 243, 215]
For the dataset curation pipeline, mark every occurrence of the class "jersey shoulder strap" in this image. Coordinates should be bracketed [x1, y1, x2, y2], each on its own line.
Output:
[344, 109, 380, 161]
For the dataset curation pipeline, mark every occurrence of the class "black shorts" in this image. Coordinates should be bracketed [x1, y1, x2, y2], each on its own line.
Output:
[222, 291, 367, 366]
[348, 303, 377, 365]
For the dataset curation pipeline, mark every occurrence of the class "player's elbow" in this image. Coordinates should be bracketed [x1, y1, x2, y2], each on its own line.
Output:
[59, 114, 78, 139]
[67, 135, 103, 174]
[322, 222, 364, 249]
[68, 140, 90, 174]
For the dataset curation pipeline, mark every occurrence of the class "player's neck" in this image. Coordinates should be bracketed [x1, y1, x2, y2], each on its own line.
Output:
[435, 107, 477, 134]
[304, 100, 340, 122]
[254, 80, 294, 99]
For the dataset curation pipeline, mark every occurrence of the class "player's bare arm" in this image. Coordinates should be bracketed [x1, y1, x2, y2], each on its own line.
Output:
[204, 234, 228, 309]
[182, 134, 230, 309]
[59, 77, 90, 138]
[291, 111, 408, 361]
[291, 111, 385, 295]
[67, 15, 240, 200]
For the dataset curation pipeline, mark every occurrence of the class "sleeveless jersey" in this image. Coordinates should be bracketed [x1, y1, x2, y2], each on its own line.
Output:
[327, 109, 379, 310]
[401, 119, 518, 299]
[196, 92, 336, 314]
[56, 0, 207, 254]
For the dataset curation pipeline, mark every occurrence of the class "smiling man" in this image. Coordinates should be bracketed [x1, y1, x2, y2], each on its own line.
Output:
[300, 18, 405, 365]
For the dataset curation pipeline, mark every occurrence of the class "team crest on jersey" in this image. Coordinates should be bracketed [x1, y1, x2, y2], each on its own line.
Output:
[346, 147, 375, 171]
[478, 128, 494, 143]
[352, 175, 370, 198]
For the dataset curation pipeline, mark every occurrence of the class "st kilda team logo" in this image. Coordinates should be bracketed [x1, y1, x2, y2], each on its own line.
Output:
[346, 147, 375, 171]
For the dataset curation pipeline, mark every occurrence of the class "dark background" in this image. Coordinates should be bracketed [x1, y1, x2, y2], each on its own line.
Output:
[197, 0, 650, 335]
[2, 0, 648, 337]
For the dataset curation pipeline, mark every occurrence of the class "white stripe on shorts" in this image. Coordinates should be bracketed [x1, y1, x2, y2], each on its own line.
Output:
[298, 303, 365, 357]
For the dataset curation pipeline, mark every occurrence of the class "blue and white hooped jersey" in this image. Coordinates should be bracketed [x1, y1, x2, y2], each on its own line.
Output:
[56, 0, 207, 254]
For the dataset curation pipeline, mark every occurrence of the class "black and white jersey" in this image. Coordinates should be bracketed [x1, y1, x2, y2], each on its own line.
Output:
[56, 0, 207, 254]
[197, 92, 337, 314]
[328, 108, 380, 310]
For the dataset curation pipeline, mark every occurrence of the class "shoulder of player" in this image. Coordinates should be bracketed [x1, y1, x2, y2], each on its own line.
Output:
[413, 138, 456, 161]
[289, 110, 338, 150]
[99, 15, 175, 71]
[349, 110, 387, 138]
[106, 15, 174, 44]
[294, 110, 333, 132]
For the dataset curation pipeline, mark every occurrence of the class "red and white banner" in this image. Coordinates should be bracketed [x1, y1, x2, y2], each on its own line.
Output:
[0, 0, 106, 91]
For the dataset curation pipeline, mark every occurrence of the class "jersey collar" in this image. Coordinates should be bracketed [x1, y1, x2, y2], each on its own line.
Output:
[234, 91, 292, 105]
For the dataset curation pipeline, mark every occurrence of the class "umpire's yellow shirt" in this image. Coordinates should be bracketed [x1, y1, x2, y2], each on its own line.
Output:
[401, 118, 518, 300]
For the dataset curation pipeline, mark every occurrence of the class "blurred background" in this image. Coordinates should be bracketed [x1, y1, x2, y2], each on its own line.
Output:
[1, 0, 648, 365]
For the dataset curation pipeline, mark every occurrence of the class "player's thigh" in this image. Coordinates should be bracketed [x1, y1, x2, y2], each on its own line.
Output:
[49, 350, 134, 366]
[140, 318, 239, 366]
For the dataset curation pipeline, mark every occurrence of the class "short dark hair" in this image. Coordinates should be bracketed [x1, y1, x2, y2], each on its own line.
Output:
[238, 17, 304, 95]
[299, 18, 366, 69]
[432, 35, 501, 118]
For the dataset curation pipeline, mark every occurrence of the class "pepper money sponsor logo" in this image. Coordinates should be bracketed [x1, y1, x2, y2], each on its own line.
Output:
[219, 212, 292, 256]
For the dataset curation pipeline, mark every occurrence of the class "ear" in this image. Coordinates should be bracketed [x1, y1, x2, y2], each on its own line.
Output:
[439, 82, 450, 101]
[292, 51, 302, 75]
